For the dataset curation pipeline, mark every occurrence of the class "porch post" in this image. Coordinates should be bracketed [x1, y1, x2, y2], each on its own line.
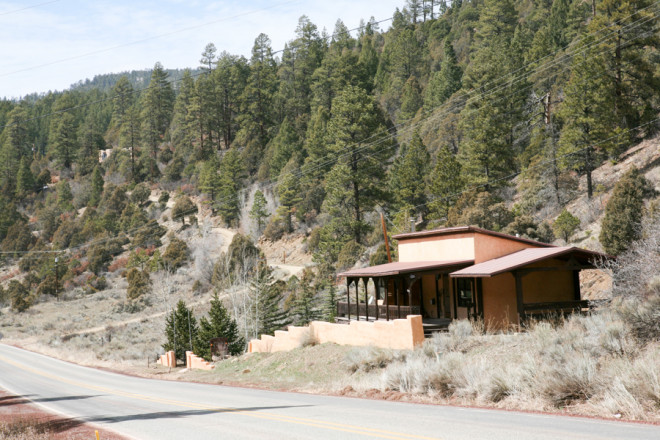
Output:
[435, 274, 441, 319]
[514, 271, 524, 326]
[452, 278, 458, 319]
[572, 270, 581, 301]
[407, 277, 412, 316]
[397, 278, 402, 319]
[385, 278, 390, 321]
[346, 278, 351, 322]
[363, 277, 369, 321]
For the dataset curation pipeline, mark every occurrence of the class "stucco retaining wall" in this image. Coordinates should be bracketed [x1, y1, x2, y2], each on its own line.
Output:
[248, 315, 424, 353]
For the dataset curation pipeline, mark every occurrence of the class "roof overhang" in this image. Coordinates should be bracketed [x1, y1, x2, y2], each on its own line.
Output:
[450, 246, 612, 278]
[337, 260, 474, 278]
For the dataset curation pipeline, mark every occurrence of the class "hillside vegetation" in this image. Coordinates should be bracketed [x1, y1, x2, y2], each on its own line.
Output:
[0, 0, 659, 377]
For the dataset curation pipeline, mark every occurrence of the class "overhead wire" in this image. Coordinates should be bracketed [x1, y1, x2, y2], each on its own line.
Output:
[0, 0, 61, 16]
[0, 0, 302, 80]
[1, 7, 658, 258]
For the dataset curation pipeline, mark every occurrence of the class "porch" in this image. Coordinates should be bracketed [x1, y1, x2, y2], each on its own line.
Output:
[336, 260, 474, 334]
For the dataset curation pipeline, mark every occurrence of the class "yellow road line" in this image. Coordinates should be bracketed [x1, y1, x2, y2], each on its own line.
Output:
[0, 354, 441, 440]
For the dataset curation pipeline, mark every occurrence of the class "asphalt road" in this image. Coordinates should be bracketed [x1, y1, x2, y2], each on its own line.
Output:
[0, 344, 658, 440]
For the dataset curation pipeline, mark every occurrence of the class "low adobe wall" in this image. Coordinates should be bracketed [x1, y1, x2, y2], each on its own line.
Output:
[248, 315, 424, 353]
[157, 350, 215, 370]
[186, 351, 215, 370]
[157, 351, 176, 368]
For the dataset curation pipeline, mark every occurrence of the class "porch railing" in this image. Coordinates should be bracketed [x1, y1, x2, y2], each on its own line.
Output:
[337, 301, 421, 320]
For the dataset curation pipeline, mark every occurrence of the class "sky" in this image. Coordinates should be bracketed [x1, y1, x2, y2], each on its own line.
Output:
[0, 0, 405, 99]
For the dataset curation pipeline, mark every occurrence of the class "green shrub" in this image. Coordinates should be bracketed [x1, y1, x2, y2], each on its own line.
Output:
[162, 234, 189, 272]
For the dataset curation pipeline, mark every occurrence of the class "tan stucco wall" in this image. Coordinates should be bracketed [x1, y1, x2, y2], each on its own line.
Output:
[186, 351, 215, 370]
[473, 234, 541, 263]
[157, 351, 176, 368]
[522, 259, 575, 304]
[398, 235, 475, 262]
[480, 259, 578, 329]
[482, 273, 517, 329]
[248, 316, 424, 353]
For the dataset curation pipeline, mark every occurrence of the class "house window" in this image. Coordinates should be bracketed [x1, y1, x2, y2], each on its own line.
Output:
[457, 279, 473, 307]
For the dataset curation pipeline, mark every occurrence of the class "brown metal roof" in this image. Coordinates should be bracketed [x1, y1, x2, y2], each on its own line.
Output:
[392, 226, 554, 248]
[337, 260, 474, 278]
[450, 246, 611, 278]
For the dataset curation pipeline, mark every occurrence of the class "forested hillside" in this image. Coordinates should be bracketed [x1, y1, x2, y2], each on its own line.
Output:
[0, 0, 658, 316]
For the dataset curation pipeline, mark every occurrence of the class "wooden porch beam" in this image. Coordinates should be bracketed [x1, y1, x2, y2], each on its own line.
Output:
[516, 265, 593, 276]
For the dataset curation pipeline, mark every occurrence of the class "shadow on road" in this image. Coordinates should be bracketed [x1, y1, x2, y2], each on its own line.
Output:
[0, 394, 99, 407]
[86, 405, 314, 424]
[0, 394, 34, 405]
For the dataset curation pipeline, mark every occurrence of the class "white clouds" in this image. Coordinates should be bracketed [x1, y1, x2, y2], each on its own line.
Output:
[0, 0, 403, 98]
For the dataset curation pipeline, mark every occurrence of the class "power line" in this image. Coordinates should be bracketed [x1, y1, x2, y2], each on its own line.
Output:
[0, 15, 394, 130]
[0, 0, 61, 16]
[1, 9, 657, 257]
[0, 0, 302, 80]
[392, 116, 660, 224]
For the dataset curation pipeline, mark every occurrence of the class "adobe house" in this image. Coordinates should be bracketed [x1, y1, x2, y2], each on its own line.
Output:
[337, 226, 610, 330]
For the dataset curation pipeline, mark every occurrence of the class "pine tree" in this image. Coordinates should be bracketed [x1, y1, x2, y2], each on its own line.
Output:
[398, 76, 423, 121]
[276, 161, 302, 233]
[0, 107, 30, 195]
[216, 148, 245, 226]
[424, 40, 462, 110]
[238, 34, 278, 174]
[599, 167, 652, 255]
[250, 262, 290, 337]
[429, 145, 465, 221]
[141, 62, 174, 179]
[110, 76, 134, 129]
[199, 156, 222, 208]
[170, 70, 199, 159]
[56, 181, 74, 212]
[321, 86, 394, 245]
[51, 112, 78, 170]
[388, 131, 430, 219]
[249, 190, 269, 233]
[558, 36, 616, 199]
[291, 269, 322, 326]
[15, 157, 35, 198]
[196, 293, 245, 360]
[163, 300, 200, 363]
[120, 105, 142, 183]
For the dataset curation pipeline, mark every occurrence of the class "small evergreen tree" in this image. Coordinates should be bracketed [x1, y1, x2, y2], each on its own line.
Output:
[171, 195, 197, 226]
[553, 209, 580, 243]
[15, 157, 35, 197]
[196, 293, 245, 360]
[250, 262, 290, 337]
[249, 190, 269, 232]
[163, 300, 199, 364]
[8, 280, 30, 312]
[291, 269, 322, 326]
[162, 234, 189, 272]
[599, 167, 652, 255]
[126, 267, 151, 301]
[89, 165, 104, 207]
[56, 181, 74, 212]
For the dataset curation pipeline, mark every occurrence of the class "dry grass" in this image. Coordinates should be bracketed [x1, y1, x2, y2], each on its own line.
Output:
[346, 315, 660, 420]
[0, 419, 53, 440]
